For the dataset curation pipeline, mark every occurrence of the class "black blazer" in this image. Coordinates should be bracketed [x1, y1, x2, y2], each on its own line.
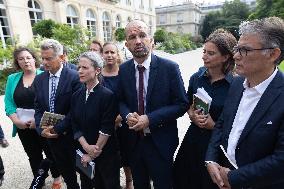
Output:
[71, 84, 118, 157]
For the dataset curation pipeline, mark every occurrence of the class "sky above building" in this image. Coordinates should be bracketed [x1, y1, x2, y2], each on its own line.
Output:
[154, 0, 225, 7]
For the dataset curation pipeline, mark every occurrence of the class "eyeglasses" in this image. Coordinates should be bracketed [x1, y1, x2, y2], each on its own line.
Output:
[232, 46, 275, 57]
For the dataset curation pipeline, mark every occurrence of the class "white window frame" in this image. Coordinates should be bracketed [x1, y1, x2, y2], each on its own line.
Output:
[66, 5, 79, 28]
[28, 0, 43, 27]
[102, 12, 112, 42]
[86, 9, 96, 37]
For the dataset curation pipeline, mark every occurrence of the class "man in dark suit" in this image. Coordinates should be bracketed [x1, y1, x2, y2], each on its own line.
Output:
[206, 17, 284, 189]
[34, 39, 81, 189]
[118, 20, 188, 189]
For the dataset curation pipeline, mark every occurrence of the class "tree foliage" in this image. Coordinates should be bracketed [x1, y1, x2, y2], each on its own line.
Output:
[154, 28, 168, 43]
[249, 0, 284, 19]
[201, 0, 249, 40]
[114, 28, 126, 42]
[33, 19, 59, 38]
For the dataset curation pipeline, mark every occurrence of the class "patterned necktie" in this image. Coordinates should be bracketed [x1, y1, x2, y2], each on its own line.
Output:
[137, 65, 145, 116]
[49, 75, 56, 113]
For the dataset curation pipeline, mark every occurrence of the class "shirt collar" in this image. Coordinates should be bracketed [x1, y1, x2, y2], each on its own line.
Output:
[198, 67, 233, 83]
[85, 82, 99, 94]
[49, 64, 63, 78]
[134, 54, 151, 70]
[243, 68, 278, 95]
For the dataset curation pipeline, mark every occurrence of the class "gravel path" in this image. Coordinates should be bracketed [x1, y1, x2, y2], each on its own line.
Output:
[0, 48, 203, 188]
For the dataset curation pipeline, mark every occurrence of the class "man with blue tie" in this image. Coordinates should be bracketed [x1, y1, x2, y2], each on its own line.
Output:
[206, 17, 284, 189]
[118, 20, 188, 189]
[34, 39, 81, 189]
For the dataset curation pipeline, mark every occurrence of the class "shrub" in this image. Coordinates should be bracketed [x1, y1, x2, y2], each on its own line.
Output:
[114, 28, 126, 42]
[154, 28, 168, 43]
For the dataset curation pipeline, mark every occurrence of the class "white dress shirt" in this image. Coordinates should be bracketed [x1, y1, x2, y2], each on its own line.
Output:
[48, 65, 63, 104]
[227, 68, 278, 165]
[134, 55, 151, 133]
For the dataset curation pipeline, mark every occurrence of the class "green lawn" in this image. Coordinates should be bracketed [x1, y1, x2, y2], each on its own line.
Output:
[279, 62, 284, 72]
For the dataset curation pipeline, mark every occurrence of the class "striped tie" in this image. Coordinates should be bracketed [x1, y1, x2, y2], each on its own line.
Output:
[49, 75, 56, 113]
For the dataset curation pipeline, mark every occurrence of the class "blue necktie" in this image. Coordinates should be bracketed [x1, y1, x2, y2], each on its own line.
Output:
[49, 75, 56, 113]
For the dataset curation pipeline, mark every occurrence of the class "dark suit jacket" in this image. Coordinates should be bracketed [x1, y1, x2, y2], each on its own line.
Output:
[118, 54, 188, 162]
[34, 67, 82, 135]
[71, 84, 118, 158]
[206, 71, 284, 189]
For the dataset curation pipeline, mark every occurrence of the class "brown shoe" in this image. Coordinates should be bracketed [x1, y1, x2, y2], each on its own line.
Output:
[0, 139, 9, 148]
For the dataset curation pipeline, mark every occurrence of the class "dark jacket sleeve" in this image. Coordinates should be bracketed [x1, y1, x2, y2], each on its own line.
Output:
[100, 92, 117, 136]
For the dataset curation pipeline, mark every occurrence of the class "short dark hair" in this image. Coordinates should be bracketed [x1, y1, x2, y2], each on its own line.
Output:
[63, 46, 68, 55]
[13, 47, 40, 70]
[90, 39, 103, 53]
[205, 28, 237, 74]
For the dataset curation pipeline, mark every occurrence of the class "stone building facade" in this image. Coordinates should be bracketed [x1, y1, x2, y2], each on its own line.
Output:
[0, 0, 155, 47]
[155, 1, 201, 37]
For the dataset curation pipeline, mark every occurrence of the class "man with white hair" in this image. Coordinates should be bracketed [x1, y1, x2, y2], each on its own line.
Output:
[34, 39, 81, 189]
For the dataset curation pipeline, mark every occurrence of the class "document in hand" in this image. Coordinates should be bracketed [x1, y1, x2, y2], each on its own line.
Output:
[193, 87, 212, 115]
[76, 149, 95, 179]
[39, 111, 65, 128]
[219, 145, 238, 169]
[16, 108, 35, 122]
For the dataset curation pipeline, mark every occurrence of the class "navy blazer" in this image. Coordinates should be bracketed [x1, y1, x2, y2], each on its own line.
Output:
[206, 71, 284, 189]
[118, 54, 189, 162]
[34, 67, 82, 135]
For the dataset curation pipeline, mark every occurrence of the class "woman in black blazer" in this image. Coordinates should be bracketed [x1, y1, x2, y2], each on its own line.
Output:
[71, 51, 120, 189]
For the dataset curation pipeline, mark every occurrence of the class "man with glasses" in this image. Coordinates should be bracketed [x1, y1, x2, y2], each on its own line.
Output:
[206, 17, 284, 189]
[34, 39, 81, 189]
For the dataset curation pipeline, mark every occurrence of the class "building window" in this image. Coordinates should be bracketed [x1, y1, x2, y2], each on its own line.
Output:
[28, 0, 42, 27]
[159, 14, 166, 24]
[148, 0, 152, 11]
[102, 12, 111, 42]
[127, 16, 132, 23]
[86, 9, 96, 37]
[177, 13, 183, 23]
[66, 5, 78, 28]
[0, 2, 11, 49]
[116, 15, 121, 28]
[149, 19, 152, 35]
[177, 25, 183, 33]
[139, 0, 144, 9]
[126, 0, 131, 5]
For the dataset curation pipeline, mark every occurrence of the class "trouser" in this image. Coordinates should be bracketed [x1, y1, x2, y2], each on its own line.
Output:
[0, 156, 4, 179]
[17, 128, 60, 178]
[129, 135, 173, 189]
[80, 152, 120, 189]
[0, 126, 4, 139]
[47, 133, 79, 189]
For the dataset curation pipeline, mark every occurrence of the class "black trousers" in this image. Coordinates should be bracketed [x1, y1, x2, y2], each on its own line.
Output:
[17, 128, 60, 178]
[80, 151, 120, 189]
[47, 133, 79, 189]
[0, 155, 4, 179]
[129, 136, 173, 189]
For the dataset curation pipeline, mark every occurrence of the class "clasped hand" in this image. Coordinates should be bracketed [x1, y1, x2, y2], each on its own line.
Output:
[83, 144, 102, 159]
[207, 163, 231, 189]
[188, 106, 214, 129]
[127, 112, 149, 131]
